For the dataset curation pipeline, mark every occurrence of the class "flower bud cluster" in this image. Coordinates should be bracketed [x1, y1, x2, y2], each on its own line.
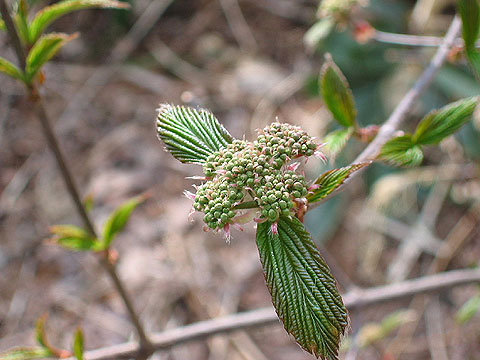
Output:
[192, 123, 320, 233]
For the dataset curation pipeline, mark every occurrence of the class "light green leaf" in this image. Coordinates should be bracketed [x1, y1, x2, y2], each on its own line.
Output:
[156, 104, 234, 164]
[378, 135, 424, 167]
[307, 163, 369, 203]
[35, 316, 55, 355]
[0, 348, 52, 360]
[304, 17, 334, 50]
[29, 0, 129, 44]
[50, 224, 97, 251]
[14, 0, 31, 44]
[323, 127, 354, 157]
[101, 195, 146, 249]
[412, 97, 479, 145]
[25, 32, 78, 83]
[456, 294, 480, 324]
[0, 17, 5, 31]
[256, 216, 348, 359]
[0, 56, 25, 81]
[459, 0, 480, 51]
[73, 329, 84, 360]
[320, 54, 357, 128]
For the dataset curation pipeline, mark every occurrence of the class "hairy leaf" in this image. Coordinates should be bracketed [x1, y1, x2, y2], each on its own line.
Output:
[307, 163, 369, 203]
[102, 195, 146, 249]
[456, 294, 480, 324]
[0, 348, 52, 360]
[320, 55, 357, 128]
[25, 32, 78, 83]
[256, 217, 348, 359]
[0, 56, 24, 81]
[50, 224, 97, 251]
[378, 135, 424, 167]
[157, 104, 234, 164]
[323, 127, 354, 157]
[459, 0, 480, 51]
[29, 0, 129, 43]
[412, 97, 478, 145]
[73, 329, 84, 360]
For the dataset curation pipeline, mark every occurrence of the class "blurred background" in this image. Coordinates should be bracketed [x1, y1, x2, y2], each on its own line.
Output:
[1, 0, 480, 359]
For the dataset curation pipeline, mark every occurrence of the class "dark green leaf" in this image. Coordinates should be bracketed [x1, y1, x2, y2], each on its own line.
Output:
[307, 163, 369, 203]
[322, 127, 354, 157]
[320, 54, 357, 128]
[378, 135, 424, 167]
[102, 195, 146, 249]
[156, 104, 234, 164]
[412, 97, 479, 145]
[459, 0, 480, 51]
[29, 0, 129, 43]
[466, 49, 480, 80]
[73, 329, 84, 360]
[456, 294, 480, 324]
[50, 224, 97, 251]
[25, 32, 78, 83]
[0, 56, 25, 81]
[256, 216, 348, 359]
[0, 348, 52, 359]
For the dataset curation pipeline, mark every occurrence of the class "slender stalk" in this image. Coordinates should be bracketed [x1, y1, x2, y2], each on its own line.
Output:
[68, 268, 480, 360]
[0, 0, 152, 355]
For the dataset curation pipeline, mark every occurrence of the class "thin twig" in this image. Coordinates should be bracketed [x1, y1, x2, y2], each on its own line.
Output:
[66, 268, 480, 360]
[0, 0, 153, 355]
[374, 30, 477, 48]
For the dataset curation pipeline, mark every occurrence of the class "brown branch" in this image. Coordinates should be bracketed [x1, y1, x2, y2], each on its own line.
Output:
[0, 0, 152, 355]
[70, 268, 480, 360]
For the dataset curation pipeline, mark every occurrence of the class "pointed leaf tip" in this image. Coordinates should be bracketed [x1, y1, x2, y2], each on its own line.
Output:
[378, 135, 424, 167]
[256, 216, 348, 359]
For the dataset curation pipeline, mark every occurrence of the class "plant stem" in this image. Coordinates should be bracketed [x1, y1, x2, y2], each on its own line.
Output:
[69, 267, 480, 360]
[0, 0, 153, 355]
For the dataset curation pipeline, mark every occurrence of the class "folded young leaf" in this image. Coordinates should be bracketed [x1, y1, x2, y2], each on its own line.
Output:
[157, 104, 234, 164]
[323, 127, 354, 158]
[378, 135, 424, 167]
[29, 0, 129, 44]
[256, 217, 348, 359]
[307, 163, 369, 203]
[412, 97, 478, 145]
[456, 294, 480, 324]
[25, 32, 78, 83]
[320, 55, 357, 128]
[35, 316, 55, 355]
[0, 347, 53, 360]
[459, 0, 480, 51]
[466, 49, 480, 79]
[101, 195, 146, 249]
[73, 329, 84, 360]
[50, 224, 97, 251]
[0, 56, 25, 81]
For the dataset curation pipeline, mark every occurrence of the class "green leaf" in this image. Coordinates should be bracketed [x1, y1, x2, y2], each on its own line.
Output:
[256, 216, 348, 359]
[320, 54, 357, 128]
[35, 316, 55, 355]
[378, 135, 424, 167]
[25, 32, 78, 83]
[0, 17, 5, 31]
[14, 0, 31, 44]
[0, 56, 25, 81]
[412, 97, 479, 145]
[0, 348, 52, 359]
[29, 0, 129, 44]
[73, 329, 84, 360]
[323, 127, 354, 157]
[467, 49, 480, 80]
[156, 104, 234, 164]
[101, 195, 146, 249]
[307, 163, 369, 203]
[459, 0, 480, 51]
[456, 294, 480, 324]
[304, 17, 334, 50]
[50, 224, 97, 251]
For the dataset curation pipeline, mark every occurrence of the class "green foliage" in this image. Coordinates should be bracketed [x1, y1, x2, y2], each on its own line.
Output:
[256, 216, 348, 359]
[323, 127, 354, 157]
[378, 135, 424, 167]
[0, 348, 53, 359]
[320, 55, 357, 128]
[73, 329, 84, 360]
[0, 57, 24, 80]
[307, 163, 369, 203]
[14, 0, 30, 44]
[0, 17, 5, 31]
[456, 293, 480, 324]
[304, 18, 334, 50]
[413, 97, 479, 145]
[25, 32, 78, 83]
[156, 104, 234, 164]
[29, 0, 129, 44]
[101, 195, 146, 249]
[459, 0, 480, 79]
[50, 224, 98, 251]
